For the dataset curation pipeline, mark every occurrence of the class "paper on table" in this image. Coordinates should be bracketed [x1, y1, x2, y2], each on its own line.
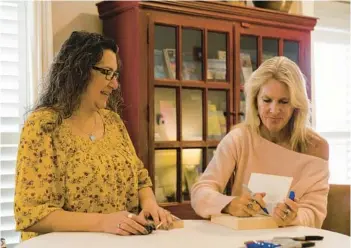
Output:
[248, 173, 293, 214]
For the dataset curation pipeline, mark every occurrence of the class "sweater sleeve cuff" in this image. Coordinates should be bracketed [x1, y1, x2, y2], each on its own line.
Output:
[290, 208, 316, 228]
[199, 194, 236, 218]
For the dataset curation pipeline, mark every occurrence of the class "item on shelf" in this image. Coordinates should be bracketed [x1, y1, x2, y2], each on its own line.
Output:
[240, 53, 253, 84]
[211, 214, 278, 230]
[154, 150, 177, 203]
[163, 48, 176, 79]
[208, 104, 222, 138]
[207, 59, 226, 81]
[217, 50, 226, 60]
[182, 60, 200, 80]
[182, 91, 203, 141]
[154, 49, 167, 78]
[184, 165, 201, 193]
[252, 0, 292, 13]
[193, 46, 203, 61]
[159, 100, 177, 141]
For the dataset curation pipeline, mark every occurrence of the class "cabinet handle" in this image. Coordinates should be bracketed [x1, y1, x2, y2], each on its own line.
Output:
[241, 22, 251, 28]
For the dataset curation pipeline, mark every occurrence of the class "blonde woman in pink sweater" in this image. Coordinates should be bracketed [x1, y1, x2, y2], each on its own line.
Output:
[191, 56, 329, 228]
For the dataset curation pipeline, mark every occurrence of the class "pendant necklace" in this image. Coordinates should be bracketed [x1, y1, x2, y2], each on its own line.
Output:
[87, 114, 97, 141]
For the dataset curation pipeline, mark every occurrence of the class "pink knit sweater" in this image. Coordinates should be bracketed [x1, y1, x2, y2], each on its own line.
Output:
[191, 125, 329, 228]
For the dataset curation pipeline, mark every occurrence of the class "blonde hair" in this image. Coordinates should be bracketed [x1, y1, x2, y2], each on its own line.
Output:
[244, 56, 311, 152]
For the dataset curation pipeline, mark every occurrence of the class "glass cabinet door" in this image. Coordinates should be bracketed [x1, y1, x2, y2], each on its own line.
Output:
[240, 36, 257, 86]
[151, 17, 233, 205]
[181, 89, 203, 141]
[154, 87, 177, 141]
[155, 149, 177, 203]
[239, 35, 301, 125]
[154, 25, 177, 80]
[182, 28, 203, 81]
[284, 40, 299, 64]
[207, 31, 228, 82]
[262, 38, 278, 62]
[182, 148, 203, 201]
[207, 90, 227, 140]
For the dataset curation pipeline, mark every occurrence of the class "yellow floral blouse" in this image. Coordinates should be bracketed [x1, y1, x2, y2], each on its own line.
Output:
[14, 109, 152, 241]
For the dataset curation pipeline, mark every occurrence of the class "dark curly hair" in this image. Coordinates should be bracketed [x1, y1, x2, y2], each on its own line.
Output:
[34, 31, 123, 125]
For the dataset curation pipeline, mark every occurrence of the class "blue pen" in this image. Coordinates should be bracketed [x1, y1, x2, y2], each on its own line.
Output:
[242, 184, 270, 215]
[289, 191, 295, 201]
[285, 191, 296, 212]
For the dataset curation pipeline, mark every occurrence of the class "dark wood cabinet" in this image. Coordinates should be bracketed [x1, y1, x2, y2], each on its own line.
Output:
[97, 1, 316, 219]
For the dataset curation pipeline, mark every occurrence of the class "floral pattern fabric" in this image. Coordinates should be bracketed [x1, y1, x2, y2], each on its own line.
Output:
[14, 109, 152, 241]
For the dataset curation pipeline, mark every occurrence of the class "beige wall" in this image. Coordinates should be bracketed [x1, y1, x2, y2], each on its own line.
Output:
[51, 1, 306, 55]
[52, 1, 101, 54]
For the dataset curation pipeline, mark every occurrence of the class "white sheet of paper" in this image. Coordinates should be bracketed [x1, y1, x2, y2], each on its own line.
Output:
[248, 173, 293, 214]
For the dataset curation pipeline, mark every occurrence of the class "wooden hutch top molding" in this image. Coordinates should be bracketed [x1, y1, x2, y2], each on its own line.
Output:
[97, 1, 317, 32]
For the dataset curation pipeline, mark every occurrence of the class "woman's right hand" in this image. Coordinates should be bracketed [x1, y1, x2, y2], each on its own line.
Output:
[223, 192, 267, 217]
[99, 211, 149, 236]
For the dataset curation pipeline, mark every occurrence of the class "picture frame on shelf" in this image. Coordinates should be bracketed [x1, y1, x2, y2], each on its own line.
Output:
[163, 48, 176, 79]
[154, 49, 167, 79]
[240, 53, 253, 84]
[157, 100, 177, 141]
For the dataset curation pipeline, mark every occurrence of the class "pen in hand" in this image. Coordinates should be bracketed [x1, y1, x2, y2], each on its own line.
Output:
[242, 184, 270, 215]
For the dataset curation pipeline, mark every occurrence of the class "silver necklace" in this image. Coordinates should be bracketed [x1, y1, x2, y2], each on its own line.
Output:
[78, 113, 97, 141]
[88, 114, 97, 141]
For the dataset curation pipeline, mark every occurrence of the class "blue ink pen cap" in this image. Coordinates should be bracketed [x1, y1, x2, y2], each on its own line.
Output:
[289, 191, 295, 200]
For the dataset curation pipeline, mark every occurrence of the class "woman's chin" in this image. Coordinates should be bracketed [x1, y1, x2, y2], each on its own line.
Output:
[95, 101, 107, 110]
[265, 124, 283, 133]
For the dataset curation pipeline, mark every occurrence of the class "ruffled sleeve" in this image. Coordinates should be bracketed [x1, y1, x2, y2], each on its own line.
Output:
[14, 110, 65, 232]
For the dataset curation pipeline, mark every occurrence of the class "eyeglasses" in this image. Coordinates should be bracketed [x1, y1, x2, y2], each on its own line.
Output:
[92, 66, 120, 81]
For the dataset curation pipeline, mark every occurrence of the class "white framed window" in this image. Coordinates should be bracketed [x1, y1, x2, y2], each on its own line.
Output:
[1, 1, 30, 246]
[313, 1, 351, 185]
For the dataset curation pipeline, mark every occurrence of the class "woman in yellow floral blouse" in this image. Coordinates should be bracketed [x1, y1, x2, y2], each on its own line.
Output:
[14, 31, 174, 241]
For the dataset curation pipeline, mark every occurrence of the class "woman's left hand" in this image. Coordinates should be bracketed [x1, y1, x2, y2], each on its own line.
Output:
[139, 201, 173, 230]
[273, 198, 298, 227]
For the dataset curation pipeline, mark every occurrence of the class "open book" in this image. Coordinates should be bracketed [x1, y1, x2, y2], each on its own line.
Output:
[211, 213, 278, 230]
